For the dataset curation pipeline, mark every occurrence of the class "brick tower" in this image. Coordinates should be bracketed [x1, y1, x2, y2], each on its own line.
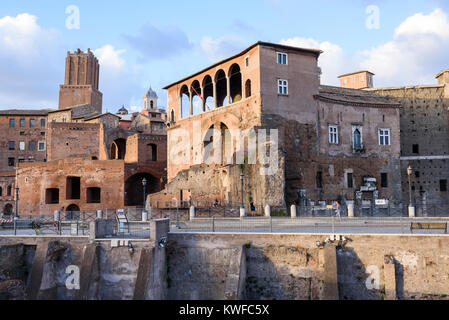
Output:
[58, 48, 103, 113]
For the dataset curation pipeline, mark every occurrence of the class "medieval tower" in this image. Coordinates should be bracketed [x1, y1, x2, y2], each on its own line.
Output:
[58, 48, 103, 113]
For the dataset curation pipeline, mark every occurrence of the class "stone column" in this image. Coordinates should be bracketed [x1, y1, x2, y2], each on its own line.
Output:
[240, 207, 246, 218]
[189, 91, 193, 116]
[226, 76, 231, 105]
[213, 81, 217, 108]
[201, 87, 206, 112]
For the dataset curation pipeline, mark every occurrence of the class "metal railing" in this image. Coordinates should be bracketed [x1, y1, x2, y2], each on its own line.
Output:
[174, 216, 449, 235]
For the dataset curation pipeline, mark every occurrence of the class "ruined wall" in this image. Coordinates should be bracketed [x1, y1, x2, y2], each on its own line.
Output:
[371, 85, 449, 206]
[168, 233, 449, 300]
[47, 123, 100, 161]
[16, 159, 126, 215]
[0, 173, 15, 216]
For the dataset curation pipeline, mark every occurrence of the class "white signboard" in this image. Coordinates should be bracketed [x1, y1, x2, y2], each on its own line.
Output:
[375, 199, 388, 206]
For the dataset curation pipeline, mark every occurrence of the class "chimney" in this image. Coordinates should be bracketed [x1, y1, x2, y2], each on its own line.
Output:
[338, 71, 374, 89]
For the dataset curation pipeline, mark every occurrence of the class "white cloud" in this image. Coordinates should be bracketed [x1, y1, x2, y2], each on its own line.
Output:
[200, 35, 248, 62]
[356, 8, 449, 86]
[94, 45, 126, 69]
[0, 13, 64, 108]
[94, 44, 145, 112]
[280, 37, 346, 86]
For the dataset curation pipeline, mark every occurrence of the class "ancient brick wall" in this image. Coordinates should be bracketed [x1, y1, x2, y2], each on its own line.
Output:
[47, 123, 100, 161]
[16, 159, 126, 216]
[371, 85, 449, 206]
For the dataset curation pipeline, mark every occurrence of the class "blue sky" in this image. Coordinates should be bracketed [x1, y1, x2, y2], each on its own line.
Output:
[0, 0, 448, 112]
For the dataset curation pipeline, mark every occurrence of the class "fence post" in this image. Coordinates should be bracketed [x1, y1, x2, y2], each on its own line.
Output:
[291, 205, 297, 219]
[265, 205, 271, 218]
[97, 210, 103, 220]
[212, 216, 215, 233]
[190, 206, 195, 220]
[332, 216, 335, 234]
[270, 217, 273, 233]
[54, 210, 60, 222]
[59, 220, 62, 236]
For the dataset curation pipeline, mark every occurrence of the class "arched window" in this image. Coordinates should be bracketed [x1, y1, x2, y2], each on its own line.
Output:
[180, 85, 190, 118]
[228, 64, 242, 104]
[150, 101, 154, 109]
[245, 79, 252, 98]
[214, 70, 227, 107]
[170, 109, 175, 123]
[353, 129, 361, 149]
[7, 185, 12, 196]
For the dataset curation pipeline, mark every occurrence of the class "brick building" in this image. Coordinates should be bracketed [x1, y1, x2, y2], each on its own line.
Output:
[344, 69, 449, 213]
[0, 49, 167, 217]
[153, 41, 402, 209]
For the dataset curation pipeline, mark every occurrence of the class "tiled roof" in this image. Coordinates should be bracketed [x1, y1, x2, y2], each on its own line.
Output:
[316, 85, 401, 108]
[0, 109, 54, 116]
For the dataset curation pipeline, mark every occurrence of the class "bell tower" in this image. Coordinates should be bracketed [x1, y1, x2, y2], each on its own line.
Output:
[144, 86, 158, 111]
[58, 48, 103, 113]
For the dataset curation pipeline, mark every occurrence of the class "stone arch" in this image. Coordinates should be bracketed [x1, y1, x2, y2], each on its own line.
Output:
[214, 69, 227, 107]
[202, 122, 234, 165]
[191, 80, 202, 115]
[202, 75, 214, 110]
[110, 138, 127, 160]
[228, 64, 242, 104]
[125, 173, 160, 207]
[180, 85, 190, 118]
[66, 204, 80, 220]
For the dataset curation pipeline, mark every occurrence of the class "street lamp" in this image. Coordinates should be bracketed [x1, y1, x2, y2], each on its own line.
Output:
[14, 187, 19, 236]
[240, 173, 244, 209]
[407, 166, 415, 217]
[142, 178, 147, 210]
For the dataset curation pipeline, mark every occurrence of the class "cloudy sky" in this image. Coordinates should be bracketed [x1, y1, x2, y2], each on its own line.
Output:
[0, 0, 448, 112]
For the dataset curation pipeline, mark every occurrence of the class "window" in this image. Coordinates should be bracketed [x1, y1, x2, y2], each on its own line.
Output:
[353, 127, 363, 150]
[316, 171, 323, 189]
[19, 141, 25, 151]
[278, 79, 288, 95]
[40, 132, 45, 136]
[277, 52, 288, 65]
[0, 187, 2, 196]
[28, 141, 35, 151]
[86, 187, 101, 204]
[245, 56, 249, 68]
[415, 171, 420, 178]
[9, 119, 15, 127]
[45, 188, 59, 204]
[20, 119, 25, 127]
[8, 158, 15, 167]
[329, 126, 338, 144]
[148, 143, 158, 161]
[40, 119, 46, 127]
[8, 141, 15, 150]
[412, 144, 419, 154]
[440, 180, 447, 192]
[30, 119, 35, 127]
[66, 177, 81, 200]
[379, 129, 391, 146]
[18, 157, 25, 163]
[38, 141, 45, 151]
[7, 186, 11, 196]
[381, 173, 388, 188]
[347, 173, 353, 189]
